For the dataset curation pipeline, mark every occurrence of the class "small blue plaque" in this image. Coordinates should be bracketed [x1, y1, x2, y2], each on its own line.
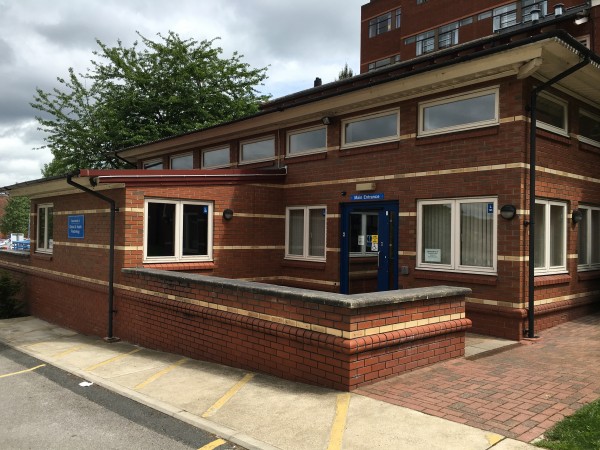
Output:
[68, 215, 85, 239]
[487, 203, 494, 214]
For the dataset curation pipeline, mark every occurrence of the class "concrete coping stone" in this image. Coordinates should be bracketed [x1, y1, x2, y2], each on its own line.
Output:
[122, 268, 472, 310]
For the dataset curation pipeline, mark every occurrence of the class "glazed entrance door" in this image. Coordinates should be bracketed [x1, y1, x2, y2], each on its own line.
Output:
[340, 201, 398, 294]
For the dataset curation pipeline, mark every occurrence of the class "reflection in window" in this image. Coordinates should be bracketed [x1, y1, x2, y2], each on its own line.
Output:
[537, 94, 567, 134]
[202, 146, 230, 168]
[579, 110, 600, 146]
[287, 127, 327, 155]
[343, 111, 399, 147]
[240, 137, 275, 163]
[170, 153, 193, 169]
[143, 159, 163, 170]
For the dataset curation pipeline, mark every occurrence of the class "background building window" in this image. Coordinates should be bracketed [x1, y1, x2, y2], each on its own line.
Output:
[438, 22, 459, 49]
[202, 146, 230, 168]
[534, 200, 566, 274]
[577, 206, 600, 270]
[170, 153, 193, 169]
[287, 126, 327, 156]
[416, 30, 435, 55]
[417, 198, 497, 273]
[240, 137, 275, 164]
[286, 206, 326, 260]
[144, 199, 213, 262]
[369, 13, 392, 37]
[342, 110, 399, 148]
[37, 204, 54, 253]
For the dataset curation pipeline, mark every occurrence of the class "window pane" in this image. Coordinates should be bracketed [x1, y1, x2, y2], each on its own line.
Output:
[203, 147, 229, 168]
[549, 204, 565, 267]
[422, 204, 452, 264]
[39, 207, 46, 249]
[147, 203, 175, 257]
[538, 96, 565, 130]
[182, 204, 208, 256]
[578, 208, 589, 264]
[47, 207, 54, 249]
[289, 128, 326, 154]
[493, 4, 517, 31]
[345, 113, 397, 144]
[460, 202, 493, 267]
[423, 93, 496, 132]
[241, 138, 274, 162]
[171, 154, 193, 169]
[288, 210, 304, 255]
[580, 112, 600, 143]
[534, 203, 546, 268]
[144, 160, 163, 170]
[592, 210, 600, 264]
[365, 214, 378, 253]
[308, 209, 326, 257]
[349, 214, 362, 253]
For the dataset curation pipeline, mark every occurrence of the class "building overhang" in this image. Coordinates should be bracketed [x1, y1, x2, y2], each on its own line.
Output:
[116, 31, 600, 163]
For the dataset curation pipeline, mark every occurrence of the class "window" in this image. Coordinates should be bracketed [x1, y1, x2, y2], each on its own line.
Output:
[537, 93, 568, 135]
[369, 13, 392, 37]
[285, 206, 326, 261]
[417, 198, 497, 274]
[521, 0, 547, 22]
[438, 22, 459, 49]
[419, 88, 499, 136]
[37, 204, 54, 253]
[416, 30, 435, 55]
[493, 4, 517, 31]
[578, 206, 600, 270]
[395, 9, 402, 28]
[493, 1, 547, 31]
[350, 212, 379, 256]
[368, 55, 401, 72]
[240, 137, 275, 164]
[578, 110, 600, 146]
[144, 199, 213, 262]
[534, 200, 567, 274]
[170, 153, 193, 169]
[202, 146, 230, 168]
[342, 110, 399, 148]
[287, 126, 327, 156]
[143, 159, 163, 170]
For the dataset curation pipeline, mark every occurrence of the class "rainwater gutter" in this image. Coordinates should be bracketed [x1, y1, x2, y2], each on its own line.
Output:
[526, 56, 590, 338]
[66, 173, 119, 342]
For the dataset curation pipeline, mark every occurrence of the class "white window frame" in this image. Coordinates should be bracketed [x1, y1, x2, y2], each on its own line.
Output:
[418, 87, 499, 137]
[285, 206, 327, 262]
[417, 197, 498, 274]
[577, 109, 600, 148]
[143, 198, 213, 263]
[37, 203, 54, 254]
[286, 125, 327, 157]
[577, 205, 600, 271]
[201, 145, 230, 169]
[239, 136, 275, 164]
[143, 158, 163, 170]
[341, 109, 400, 149]
[170, 152, 193, 169]
[534, 199, 567, 275]
[536, 92, 569, 136]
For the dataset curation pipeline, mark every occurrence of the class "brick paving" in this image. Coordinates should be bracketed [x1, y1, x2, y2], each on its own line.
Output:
[355, 312, 600, 443]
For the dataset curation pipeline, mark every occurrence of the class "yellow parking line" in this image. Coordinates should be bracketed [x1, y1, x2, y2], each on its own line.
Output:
[84, 348, 141, 371]
[0, 364, 46, 378]
[202, 373, 255, 418]
[134, 357, 187, 390]
[198, 438, 226, 450]
[52, 345, 85, 359]
[327, 393, 351, 450]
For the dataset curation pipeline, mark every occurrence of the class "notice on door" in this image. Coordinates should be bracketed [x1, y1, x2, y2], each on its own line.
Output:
[424, 248, 441, 262]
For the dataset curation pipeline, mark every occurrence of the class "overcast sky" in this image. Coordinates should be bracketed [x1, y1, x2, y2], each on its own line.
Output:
[0, 0, 364, 188]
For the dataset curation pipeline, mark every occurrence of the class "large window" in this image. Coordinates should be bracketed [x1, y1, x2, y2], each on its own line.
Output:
[417, 198, 497, 273]
[286, 206, 326, 261]
[492, 1, 547, 32]
[369, 12, 392, 37]
[577, 206, 600, 270]
[37, 204, 54, 253]
[578, 110, 600, 147]
[419, 88, 499, 136]
[144, 199, 213, 262]
[240, 137, 275, 164]
[202, 146, 230, 169]
[537, 93, 568, 135]
[534, 200, 567, 274]
[416, 30, 435, 55]
[342, 110, 399, 148]
[170, 153, 193, 169]
[287, 126, 327, 156]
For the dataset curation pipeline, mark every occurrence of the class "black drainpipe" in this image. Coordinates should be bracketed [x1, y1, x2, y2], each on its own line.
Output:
[66, 173, 119, 342]
[526, 56, 590, 338]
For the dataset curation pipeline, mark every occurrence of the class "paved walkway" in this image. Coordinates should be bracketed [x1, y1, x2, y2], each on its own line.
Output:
[357, 312, 600, 443]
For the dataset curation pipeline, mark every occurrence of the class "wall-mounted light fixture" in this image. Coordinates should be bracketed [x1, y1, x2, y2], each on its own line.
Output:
[500, 204, 517, 220]
[530, 7, 541, 22]
[223, 209, 234, 221]
[321, 116, 331, 125]
[572, 209, 583, 224]
[554, 3, 565, 16]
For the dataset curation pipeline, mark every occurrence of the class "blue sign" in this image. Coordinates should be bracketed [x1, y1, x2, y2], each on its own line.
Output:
[68, 215, 85, 239]
[487, 203, 494, 214]
[350, 193, 385, 201]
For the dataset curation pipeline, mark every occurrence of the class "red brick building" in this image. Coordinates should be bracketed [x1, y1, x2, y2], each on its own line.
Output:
[2, 3, 600, 390]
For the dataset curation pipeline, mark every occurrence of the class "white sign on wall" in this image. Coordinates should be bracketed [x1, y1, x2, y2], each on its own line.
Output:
[424, 248, 442, 263]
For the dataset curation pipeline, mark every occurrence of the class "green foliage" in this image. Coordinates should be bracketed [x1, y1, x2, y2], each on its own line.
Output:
[535, 399, 600, 450]
[0, 271, 23, 319]
[0, 196, 30, 236]
[337, 63, 354, 80]
[32, 32, 270, 177]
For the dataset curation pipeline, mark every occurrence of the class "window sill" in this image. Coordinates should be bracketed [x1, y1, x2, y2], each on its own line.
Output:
[340, 140, 399, 156]
[284, 151, 327, 164]
[534, 274, 571, 286]
[536, 128, 571, 145]
[416, 124, 498, 144]
[33, 252, 53, 261]
[281, 259, 326, 270]
[414, 270, 498, 285]
[578, 139, 600, 155]
[142, 262, 215, 271]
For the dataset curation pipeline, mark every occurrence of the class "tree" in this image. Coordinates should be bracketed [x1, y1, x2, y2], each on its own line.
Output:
[0, 196, 30, 237]
[32, 32, 270, 177]
[337, 63, 354, 81]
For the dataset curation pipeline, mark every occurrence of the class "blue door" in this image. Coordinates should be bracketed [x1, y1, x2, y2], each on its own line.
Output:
[340, 201, 398, 294]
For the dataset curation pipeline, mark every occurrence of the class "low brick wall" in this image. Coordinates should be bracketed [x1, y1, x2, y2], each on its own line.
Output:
[117, 268, 471, 390]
